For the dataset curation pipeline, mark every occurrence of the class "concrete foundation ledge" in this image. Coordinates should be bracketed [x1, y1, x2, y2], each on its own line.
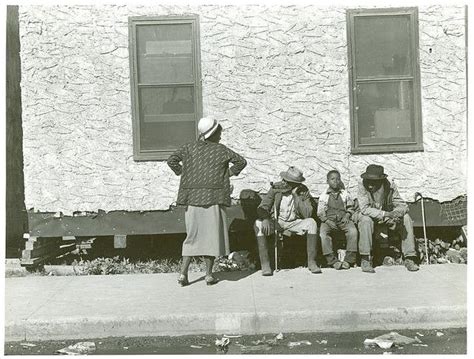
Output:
[5, 305, 466, 342]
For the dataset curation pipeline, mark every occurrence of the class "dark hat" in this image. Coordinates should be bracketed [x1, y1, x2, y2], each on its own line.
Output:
[360, 164, 387, 180]
[280, 166, 305, 183]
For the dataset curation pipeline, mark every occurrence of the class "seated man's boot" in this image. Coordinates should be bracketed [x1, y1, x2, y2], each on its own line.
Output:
[325, 253, 342, 270]
[342, 251, 357, 270]
[307, 234, 322, 274]
[404, 257, 419, 272]
[361, 255, 375, 273]
[256, 236, 272, 276]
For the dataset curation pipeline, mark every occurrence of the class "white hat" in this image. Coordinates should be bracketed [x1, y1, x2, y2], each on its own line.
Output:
[198, 117, 219, 139]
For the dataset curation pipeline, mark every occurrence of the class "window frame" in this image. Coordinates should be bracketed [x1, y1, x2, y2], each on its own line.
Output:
[346, 7, 423, 154]
[128, 15, 202, 161]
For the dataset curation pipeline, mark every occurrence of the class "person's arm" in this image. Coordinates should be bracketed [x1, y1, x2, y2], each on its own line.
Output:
[345, 190, 355, 216]
[226, 147, 247, 177]
[339, 190, 354, 223]
[390, 181, 409, 217]
[317, 192, 328, 222]
[166, 145, 186, 176]
[257, 187, 275, 219]
[296, 186, 316, 219]
[358, 182, 385, 220]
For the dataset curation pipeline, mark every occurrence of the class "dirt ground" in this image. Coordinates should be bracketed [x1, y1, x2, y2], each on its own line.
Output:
[4, 327, 466, 355]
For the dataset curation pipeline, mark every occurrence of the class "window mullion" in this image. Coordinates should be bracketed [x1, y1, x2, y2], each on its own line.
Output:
[356, 76, 414, 83]
[137, 83, 195, 87]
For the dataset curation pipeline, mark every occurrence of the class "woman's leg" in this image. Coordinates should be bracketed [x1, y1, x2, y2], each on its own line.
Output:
[178, 256, 192, 286]
[204, 256, 215, 276]
[181, 256, 192, 276]
[204, 256, 218, 285]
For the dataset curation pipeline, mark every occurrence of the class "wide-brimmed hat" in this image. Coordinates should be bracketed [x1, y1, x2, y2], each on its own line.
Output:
[198, 117, 219, 139]
[360, 164, 387, 180]
[280, 166, 305, 183]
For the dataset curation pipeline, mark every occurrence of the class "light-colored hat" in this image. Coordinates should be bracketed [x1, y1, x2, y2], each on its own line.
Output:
[280, 166, 305, 183]
[198, 117, 219, 139]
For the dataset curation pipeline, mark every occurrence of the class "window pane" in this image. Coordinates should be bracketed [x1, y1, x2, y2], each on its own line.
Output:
[139, 86, 195, 151]
[140, 86, 194, 120]
[140, 121, 196, 151]
[354, 15, 412, 77]
[137, 24, 193, 84]
[356, 81, 415, 145]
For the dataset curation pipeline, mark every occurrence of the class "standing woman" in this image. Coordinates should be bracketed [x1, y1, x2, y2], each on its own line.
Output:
[167, 117, 247, 286]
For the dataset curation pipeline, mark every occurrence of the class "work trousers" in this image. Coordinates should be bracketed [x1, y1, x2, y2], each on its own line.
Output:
[254, 217, 317, 237]
[320, 220, 358, 255]
[358, 213, 416, 257]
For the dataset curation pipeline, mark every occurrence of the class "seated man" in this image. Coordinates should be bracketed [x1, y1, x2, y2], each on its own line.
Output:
[254, 166, 321, 276]
[355, 164, 419, 273]
[318, 170, 358, 270]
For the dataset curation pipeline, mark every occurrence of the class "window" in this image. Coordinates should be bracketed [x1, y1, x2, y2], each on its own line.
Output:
[129, 16, 202, 160]
[347, 8, 423, 154]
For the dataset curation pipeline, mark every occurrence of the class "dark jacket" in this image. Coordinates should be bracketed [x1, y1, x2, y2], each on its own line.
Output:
[167, 140, 247, 206]
[256, 181, 316, 220]
[356, 179, 408, 221]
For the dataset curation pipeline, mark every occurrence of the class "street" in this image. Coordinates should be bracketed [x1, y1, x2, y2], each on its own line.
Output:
[5, 328, 466, 355]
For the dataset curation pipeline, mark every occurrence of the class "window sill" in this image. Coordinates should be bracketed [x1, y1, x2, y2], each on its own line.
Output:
[351, 144, 424, 154]
[133, 151, 174, 161]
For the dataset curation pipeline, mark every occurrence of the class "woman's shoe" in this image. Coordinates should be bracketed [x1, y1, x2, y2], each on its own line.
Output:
[205, 275, 219, 286]
[177, 274, 189, 287]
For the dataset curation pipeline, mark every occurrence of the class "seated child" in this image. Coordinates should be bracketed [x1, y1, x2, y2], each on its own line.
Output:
[317, 170, 358, 269]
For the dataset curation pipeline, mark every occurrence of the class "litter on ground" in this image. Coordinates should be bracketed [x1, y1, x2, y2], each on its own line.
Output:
[251, 333, 284, 346]
[288, 340, 312, 348]
[365, 331, 422, 348]
[56, 342, 96, 355]
[413, 344, 429, 347]
[436, 332, 444, 337]
[316, 339, 328, 345]
[20, 343, 37, 348]
[215, 337, 230, 352]
[240, 344, 273, 353]
[223, 334, 242, 338]
[190, 345, 202, 349]
[364, 339, 393, 349]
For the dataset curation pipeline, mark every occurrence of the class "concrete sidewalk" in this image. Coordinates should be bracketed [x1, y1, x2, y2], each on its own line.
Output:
[5, 264, 466, 341]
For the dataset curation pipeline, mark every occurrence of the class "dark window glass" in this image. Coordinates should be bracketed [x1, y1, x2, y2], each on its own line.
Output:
[357, 81, 415, 144]
[354, 16, 412, 78]
[137, 24, 193, 84]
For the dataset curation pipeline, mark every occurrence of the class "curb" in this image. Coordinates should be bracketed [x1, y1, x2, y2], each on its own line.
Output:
[5, 305, 466, 341]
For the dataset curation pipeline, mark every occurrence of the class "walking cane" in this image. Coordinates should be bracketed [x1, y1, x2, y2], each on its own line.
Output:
[414, 192, 429, 265]
[274, 199, 279, 272]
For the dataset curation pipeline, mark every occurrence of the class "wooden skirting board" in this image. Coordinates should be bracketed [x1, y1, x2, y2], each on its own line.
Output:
[20, 196, 466, 267]
[26, 196, 467, 239]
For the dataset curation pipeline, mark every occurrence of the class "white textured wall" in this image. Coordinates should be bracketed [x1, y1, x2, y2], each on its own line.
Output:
[19, 5, 467, 214]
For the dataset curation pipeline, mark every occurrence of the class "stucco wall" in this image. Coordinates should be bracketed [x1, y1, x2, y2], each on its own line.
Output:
[19, 4, 467, 214]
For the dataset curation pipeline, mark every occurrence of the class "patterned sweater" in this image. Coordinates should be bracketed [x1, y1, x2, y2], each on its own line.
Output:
[167, 140, 247, 207]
